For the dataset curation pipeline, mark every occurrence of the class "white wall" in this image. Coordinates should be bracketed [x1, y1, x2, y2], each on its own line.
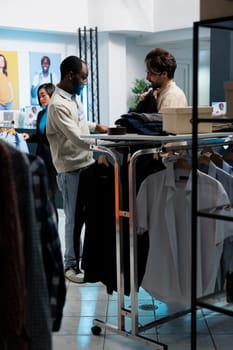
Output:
[0, 0, 204, 124]
[98, 34, 110, 126]
[198, 49, 210, 106]
[1, 0, 88, 32]
[153, 0, 200, 31]
[0, 29, 78, 108]
[88, 0, 154, 33]
[126, 42, 151, 106]
[98, 34, 128, 126]
[1, 0, 199, 34]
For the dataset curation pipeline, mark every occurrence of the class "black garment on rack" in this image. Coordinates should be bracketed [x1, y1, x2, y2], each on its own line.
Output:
[74, 161, 117, 294]
[0, 140, 30, 350]
[74, 160, 149, 295]
[1, 141, 52, 349]
[115, 112, 168, 136]
[119, 148, 150, 294]
[28, 109, 58, 221]
[135, 89, 158, 114]
[135, 154, 166, 193]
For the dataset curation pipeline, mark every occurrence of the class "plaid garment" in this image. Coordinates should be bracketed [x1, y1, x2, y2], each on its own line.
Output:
[27, 154, 66, 332]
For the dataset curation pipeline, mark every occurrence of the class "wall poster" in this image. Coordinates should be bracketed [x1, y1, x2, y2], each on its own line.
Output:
[29, 52, 61, 105]
[0, 50, 19, 110]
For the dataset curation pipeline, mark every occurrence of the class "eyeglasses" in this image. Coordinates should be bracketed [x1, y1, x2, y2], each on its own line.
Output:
[146, 70, 161, 76]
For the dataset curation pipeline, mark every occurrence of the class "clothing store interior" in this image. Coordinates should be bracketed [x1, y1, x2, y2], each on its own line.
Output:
[1, 1, 233, 350]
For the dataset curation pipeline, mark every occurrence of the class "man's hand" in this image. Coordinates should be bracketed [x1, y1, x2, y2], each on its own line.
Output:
[95, 124, 108, 133]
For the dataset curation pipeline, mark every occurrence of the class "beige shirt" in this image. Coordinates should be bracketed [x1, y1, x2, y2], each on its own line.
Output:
[46, 87, 97, 173]
[158, 81, 188, 112]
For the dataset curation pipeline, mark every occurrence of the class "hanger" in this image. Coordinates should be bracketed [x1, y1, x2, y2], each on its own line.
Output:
[200, 145, 222, 167]
[200, 146, 214, 156]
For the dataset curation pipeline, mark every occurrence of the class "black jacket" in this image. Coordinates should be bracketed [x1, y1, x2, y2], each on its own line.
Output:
[29, 109, 57, 197]
[135, 89, 158, 113]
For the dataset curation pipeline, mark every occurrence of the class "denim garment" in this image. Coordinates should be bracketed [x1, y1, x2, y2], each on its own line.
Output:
[0, 101, 13, 110]
[57, 170, 81, 269]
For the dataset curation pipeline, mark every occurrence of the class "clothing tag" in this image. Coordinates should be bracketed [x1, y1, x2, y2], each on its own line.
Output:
[179, 175, 189, 180]
[175, 168, 190, 182]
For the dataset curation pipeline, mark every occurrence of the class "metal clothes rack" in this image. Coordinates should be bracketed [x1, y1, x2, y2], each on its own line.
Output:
[191, 15, 233, 350]
[82, 132, 233, 349]
[89, 138, 168, 350]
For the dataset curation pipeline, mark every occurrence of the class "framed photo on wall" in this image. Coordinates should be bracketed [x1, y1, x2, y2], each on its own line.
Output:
[29, 52, 61, 105]
[0, 50, 19, 110]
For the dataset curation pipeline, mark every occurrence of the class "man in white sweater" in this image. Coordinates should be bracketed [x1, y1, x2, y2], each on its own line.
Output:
[47, 56, 107, 283]
[144, 48, 188, 112]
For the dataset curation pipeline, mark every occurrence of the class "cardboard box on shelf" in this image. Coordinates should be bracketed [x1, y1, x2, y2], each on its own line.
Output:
[200, 0, 233, 20]
[224, 81, 233, 117]
[162, 107, 213, 134]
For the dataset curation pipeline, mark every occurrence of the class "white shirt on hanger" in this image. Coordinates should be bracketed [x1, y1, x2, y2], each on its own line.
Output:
[136, 161, 231, 306]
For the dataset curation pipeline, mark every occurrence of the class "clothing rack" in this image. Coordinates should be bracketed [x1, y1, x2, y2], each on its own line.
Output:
[82, 132, 233, 349]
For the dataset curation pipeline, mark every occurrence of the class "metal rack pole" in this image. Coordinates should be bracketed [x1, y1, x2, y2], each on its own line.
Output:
[191, 19, 200, 350]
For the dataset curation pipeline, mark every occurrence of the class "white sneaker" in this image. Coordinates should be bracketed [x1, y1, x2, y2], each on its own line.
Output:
[65, 267, 85, 283]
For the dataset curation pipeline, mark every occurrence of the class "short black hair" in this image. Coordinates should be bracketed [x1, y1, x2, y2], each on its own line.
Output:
[60, 56, 84, 80]
[41, 55, 51, 65]
[37, 83, 55, 106]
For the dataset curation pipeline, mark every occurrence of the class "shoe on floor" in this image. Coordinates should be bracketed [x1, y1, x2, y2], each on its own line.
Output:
[65, 266, 85, 283]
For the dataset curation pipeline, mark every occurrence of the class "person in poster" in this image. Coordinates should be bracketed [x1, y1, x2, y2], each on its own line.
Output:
[0, 53, 14, 110]
[31, 55, 59, 104]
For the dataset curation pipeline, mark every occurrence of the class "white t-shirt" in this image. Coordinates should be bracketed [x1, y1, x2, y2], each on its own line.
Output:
[31, 71, 59, 104]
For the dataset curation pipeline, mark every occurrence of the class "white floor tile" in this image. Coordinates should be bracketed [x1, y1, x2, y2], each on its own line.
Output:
[53, 334, 105, 350]
[54, 209, 233, 349]
[158, 333, 216, 350]
[103, 333, 161, 350]
[212, 335, 233, 349]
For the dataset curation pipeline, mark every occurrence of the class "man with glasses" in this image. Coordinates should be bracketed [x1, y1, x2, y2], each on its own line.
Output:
[144, 48, 188, 112]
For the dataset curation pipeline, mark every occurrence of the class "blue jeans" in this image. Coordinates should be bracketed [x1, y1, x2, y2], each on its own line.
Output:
[57, 171, 81, 270]
[0, 101, 13, 110]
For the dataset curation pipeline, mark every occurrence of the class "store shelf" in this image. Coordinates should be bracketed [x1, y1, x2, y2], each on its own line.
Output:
[191, 14, 233, 350]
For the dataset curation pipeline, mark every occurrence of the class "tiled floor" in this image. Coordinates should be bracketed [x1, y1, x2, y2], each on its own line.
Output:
[53, 209, 233, 350]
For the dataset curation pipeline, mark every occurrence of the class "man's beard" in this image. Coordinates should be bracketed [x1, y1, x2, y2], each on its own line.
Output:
[72, 80, 84, 95]
[152, 82, 161, 90]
